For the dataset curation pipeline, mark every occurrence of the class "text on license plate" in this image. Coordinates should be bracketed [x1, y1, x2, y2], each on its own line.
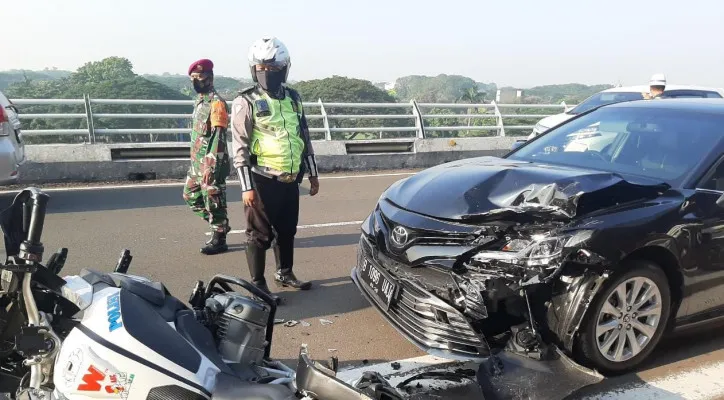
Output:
[359, 257, 397, 307]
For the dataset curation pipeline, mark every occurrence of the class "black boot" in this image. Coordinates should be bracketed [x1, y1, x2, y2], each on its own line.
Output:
[246, 243, 281, 305]
[201, 229, 229, 255]
[273, 240, 312, 290]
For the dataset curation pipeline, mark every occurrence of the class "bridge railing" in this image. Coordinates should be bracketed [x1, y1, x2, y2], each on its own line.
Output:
[11, 97, 577, 144]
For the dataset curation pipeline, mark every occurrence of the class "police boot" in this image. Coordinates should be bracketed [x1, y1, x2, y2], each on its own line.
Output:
[245, 243, 281, 305]
[273, 241, 312, 290]
[201, 229, 229, 255]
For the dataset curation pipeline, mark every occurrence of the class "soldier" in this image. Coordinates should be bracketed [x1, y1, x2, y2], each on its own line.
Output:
[183, 58, 231, 255]
[231, 37, 320, 303]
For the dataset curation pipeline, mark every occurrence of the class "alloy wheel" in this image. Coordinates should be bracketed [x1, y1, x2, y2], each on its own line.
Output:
[595, 276, 663, 363]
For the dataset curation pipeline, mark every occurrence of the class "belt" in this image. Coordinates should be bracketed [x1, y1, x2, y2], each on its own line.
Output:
[252, 167, 298, 183]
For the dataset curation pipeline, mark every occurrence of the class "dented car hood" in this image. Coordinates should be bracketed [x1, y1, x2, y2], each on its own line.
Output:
[384, 157, 669, 222]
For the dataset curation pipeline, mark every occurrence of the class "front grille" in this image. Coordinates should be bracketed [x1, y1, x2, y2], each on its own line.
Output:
[355, 235, 489, 360]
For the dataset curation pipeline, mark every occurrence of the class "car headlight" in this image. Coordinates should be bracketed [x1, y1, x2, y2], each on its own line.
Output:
[472, 230, 594, 268]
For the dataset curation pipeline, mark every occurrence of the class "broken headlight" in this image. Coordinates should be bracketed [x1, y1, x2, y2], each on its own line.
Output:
[473, 230, 593, 269]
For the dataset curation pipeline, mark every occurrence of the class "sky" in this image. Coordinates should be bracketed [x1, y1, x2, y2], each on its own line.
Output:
[3, 0, 724, 88]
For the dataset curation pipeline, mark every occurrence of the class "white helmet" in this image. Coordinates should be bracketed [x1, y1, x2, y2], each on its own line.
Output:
[649, 73, 666, 87]
[248, 36, 291, 82]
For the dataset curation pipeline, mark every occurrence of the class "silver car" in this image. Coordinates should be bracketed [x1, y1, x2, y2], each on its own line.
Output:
[0, 90, 26, 185]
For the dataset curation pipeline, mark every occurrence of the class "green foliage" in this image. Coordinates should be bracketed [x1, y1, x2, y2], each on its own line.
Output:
[293, 76, 409, 140]
[5, 57, 192, 144]
[393, 74, 495, 103]
[1, 59, 619, 142]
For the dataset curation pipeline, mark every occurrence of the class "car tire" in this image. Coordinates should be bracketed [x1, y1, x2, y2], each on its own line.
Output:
[575, 259, 671, 375]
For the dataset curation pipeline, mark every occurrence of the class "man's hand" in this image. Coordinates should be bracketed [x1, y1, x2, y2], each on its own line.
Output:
[243, 189, 257, 207]
[309, 176, 320, 196]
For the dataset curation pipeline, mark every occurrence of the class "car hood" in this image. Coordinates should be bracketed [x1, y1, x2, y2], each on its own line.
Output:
[383, 157, 669, 222]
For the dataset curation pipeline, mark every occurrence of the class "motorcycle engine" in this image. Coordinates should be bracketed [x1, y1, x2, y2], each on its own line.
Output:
[206, 292, 271, 366]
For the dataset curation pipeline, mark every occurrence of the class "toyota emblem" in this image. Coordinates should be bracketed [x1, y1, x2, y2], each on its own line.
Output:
[391, 226, 409, 247]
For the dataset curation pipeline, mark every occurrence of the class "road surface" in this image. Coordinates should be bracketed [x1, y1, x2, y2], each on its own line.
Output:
[1, 171, 723, 399]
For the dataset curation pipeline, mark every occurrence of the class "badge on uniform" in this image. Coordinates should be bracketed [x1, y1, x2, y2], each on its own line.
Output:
[255, 99, 271, 117]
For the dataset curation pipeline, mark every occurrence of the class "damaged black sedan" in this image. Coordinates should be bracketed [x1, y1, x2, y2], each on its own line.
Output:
[352, 98, 724, 379]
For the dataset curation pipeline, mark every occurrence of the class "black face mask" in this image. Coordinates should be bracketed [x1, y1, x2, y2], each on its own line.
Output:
[193, 77, 212, 94]
[256, 70, 284, 95]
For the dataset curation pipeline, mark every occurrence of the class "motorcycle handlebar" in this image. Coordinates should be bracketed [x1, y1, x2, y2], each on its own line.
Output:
[21, 187, 49, 250]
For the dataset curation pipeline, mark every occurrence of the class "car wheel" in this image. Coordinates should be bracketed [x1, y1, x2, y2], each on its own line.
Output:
[575, 259, 671, 375]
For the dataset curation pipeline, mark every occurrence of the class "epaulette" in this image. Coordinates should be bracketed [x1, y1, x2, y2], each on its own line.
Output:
[238, 86, 256, 95]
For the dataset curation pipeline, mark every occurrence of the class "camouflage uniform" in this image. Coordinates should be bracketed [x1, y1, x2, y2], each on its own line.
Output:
[183, 90, 231, 250]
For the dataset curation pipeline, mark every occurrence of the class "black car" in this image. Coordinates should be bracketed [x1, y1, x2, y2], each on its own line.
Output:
[352, 98, 724, 376]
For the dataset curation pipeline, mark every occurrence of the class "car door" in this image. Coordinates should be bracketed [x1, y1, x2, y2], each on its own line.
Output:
[680, 155, 724, 321]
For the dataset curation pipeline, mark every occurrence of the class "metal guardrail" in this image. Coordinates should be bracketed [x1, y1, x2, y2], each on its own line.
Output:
[11, 97, 577, 143]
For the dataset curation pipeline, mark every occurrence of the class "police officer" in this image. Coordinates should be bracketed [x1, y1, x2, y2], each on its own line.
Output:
[183, 58, 231, 255]
[643, 73, 666, 99]
[231, 37, 320, 302]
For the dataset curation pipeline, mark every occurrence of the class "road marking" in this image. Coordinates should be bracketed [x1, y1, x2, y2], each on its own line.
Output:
[0, 172, 415, 194]
[205, 220, 364, 235]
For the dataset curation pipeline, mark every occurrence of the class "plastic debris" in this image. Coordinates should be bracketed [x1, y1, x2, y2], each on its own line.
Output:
[274, 319, 285, 324]
[301, 321, 311, 327]
[284, 320, 300, 327]
[320, 319, 334, 325]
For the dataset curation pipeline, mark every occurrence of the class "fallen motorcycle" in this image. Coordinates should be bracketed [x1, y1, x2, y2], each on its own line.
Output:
[0, 187, 401, 400]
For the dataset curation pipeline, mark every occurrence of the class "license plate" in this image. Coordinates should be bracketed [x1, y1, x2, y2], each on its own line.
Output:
[359, 255, 398, 310]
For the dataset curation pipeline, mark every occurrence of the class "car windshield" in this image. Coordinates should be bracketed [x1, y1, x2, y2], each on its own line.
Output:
[569, 92, 644, 114]
[507, 105, 724, 186]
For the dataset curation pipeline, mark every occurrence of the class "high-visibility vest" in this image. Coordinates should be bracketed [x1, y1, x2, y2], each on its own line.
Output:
[241, 86, 305, 174]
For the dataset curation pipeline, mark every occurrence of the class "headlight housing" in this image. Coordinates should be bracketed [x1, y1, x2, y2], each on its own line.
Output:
[472, 230, 594, 268]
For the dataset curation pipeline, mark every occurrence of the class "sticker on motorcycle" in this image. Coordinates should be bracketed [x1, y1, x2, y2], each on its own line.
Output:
[77, 365, 135, 398]
[107, 292, 123, 332]
[62, 348, 84, 387]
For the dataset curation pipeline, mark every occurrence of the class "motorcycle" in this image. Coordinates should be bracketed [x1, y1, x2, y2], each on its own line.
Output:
[0, 187, 402, 400]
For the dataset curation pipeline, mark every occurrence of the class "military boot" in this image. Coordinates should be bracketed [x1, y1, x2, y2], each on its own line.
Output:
[201, 229, 229, 255]
[246, 243, 281, 305]
[273, 241, 312, 290]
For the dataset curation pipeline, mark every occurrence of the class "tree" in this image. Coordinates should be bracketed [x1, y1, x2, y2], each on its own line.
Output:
[294, 76, 407, 140]
[72, 57, 136, 83]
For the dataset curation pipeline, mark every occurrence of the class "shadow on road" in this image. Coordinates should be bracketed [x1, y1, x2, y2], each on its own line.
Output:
[273, 276, 370, 322]
[0, 183, 314, 215]
[296, 233, 360, 248]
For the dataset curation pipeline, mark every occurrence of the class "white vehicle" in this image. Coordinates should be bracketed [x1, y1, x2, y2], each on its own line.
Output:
[0, 188, 398, 400]
[527, 85, 724, 140]
[0, 90, 26, 184]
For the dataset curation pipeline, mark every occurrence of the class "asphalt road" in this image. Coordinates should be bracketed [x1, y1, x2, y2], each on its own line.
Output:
[1, 171, 724, 399]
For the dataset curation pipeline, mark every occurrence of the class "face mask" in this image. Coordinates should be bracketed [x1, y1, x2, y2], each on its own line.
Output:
[193, 79, 212, 94]
[256, 70, 284, 94]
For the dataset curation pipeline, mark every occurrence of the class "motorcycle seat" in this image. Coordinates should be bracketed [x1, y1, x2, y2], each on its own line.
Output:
[211, 372, 297, 400]
[79, 268, 187, 322]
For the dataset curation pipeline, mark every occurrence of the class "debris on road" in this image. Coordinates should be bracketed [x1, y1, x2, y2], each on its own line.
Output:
[274, 318, 285, 324]
[320, 319, 334, 325]
[284, 320, 300, 327]
[301, 321, 311, 327]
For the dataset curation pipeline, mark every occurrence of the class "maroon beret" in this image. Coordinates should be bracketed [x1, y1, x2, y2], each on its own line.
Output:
[188, 59, 214, 75]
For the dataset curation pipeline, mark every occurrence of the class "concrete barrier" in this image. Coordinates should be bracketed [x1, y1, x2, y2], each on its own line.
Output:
[18, 137, 520, 183]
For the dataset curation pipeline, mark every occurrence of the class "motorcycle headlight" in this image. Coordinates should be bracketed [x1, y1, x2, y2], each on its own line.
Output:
[473, 230, 594, 268]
